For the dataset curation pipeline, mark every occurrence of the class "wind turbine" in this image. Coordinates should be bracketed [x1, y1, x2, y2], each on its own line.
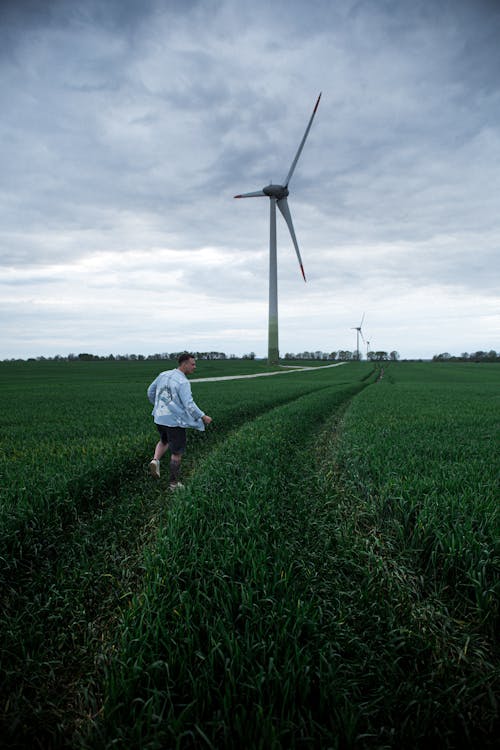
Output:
[351, 313, 365, 360]
[234, 93, 321, 365]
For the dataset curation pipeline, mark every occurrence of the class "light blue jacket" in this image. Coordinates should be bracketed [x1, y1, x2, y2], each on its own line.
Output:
[147, 368, 206, 430]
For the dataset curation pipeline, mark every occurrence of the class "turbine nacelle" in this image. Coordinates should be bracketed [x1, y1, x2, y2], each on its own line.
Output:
[263, 184, 289, 200]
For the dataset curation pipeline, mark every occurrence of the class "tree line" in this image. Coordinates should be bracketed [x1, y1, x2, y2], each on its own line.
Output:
[2, 351, 229, 363]
[2, 350, 399, 363]
[283, 350, 400, 361]
[2, 349, 498, 364]
[432, 350, 499, 362]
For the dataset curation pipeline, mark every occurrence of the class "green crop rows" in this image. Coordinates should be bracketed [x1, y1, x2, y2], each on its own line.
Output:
[0, 360, 498, 748]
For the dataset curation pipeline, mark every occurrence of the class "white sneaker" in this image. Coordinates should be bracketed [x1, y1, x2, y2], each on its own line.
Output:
[149, 459, 160, 479]
[169, 481, 184, 491]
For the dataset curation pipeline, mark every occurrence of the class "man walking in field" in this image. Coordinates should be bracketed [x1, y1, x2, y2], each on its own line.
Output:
[147, 353, 212, 490]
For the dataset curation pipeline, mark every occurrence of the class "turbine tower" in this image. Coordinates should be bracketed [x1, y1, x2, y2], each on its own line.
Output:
[351, 313, 365, 360]
[235, 93, 321, 365]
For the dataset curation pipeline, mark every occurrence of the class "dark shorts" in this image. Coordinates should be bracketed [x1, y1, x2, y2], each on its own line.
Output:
[156, 424, 187, 455]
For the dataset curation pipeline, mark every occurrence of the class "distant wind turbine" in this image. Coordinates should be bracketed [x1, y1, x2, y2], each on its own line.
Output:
[351, 313, 365, 360]
[234, 93, 321, 365]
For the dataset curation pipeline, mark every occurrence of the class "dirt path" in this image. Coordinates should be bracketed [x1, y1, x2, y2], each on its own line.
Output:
[193, 362, 347, 383]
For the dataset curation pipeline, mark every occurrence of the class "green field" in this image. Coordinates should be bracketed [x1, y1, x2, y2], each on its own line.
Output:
[0, 360, 498, 748]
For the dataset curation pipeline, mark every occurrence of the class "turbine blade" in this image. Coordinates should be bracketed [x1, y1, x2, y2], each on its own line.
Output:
[234, 190, 266, 198]
[360, 312, 365, 327]
[277, 197, 306, 282]
[284, 92, 321, 188]
[360, 330, 366, 343]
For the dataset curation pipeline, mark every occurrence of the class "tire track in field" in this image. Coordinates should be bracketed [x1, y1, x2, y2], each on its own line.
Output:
[86, 383, 365, 747]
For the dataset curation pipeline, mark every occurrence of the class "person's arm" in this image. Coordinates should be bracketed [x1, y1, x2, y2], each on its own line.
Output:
[178, 380, 205, 421]
[147, 377, 158, 405]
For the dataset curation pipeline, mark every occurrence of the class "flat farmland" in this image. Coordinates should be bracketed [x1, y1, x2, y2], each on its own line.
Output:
[0, 359, 498, 749]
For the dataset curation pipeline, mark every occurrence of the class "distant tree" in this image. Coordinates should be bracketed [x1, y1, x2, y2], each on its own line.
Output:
[389, 351, 400, 361]
[471, 351, 485, 362]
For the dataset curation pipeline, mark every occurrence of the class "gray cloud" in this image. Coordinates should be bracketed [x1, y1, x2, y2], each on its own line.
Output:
[1, 0, 499, 358]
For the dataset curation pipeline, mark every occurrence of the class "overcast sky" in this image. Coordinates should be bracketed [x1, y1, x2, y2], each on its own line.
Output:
[1, 0, 499, 360]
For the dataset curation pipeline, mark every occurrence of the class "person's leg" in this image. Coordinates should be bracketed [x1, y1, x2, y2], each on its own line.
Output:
[167, 427, 187, 488]
[169, 452, 182, 484]
[153, 440, 169, 460]
[150, 425, 169, 478]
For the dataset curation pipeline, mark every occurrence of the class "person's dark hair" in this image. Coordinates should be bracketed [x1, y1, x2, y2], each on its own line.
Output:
[178, 352, 194, 365]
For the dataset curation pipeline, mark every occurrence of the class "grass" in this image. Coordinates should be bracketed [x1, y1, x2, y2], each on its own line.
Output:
[0, 360, 498, 748]
[335, 363, 500, 634]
